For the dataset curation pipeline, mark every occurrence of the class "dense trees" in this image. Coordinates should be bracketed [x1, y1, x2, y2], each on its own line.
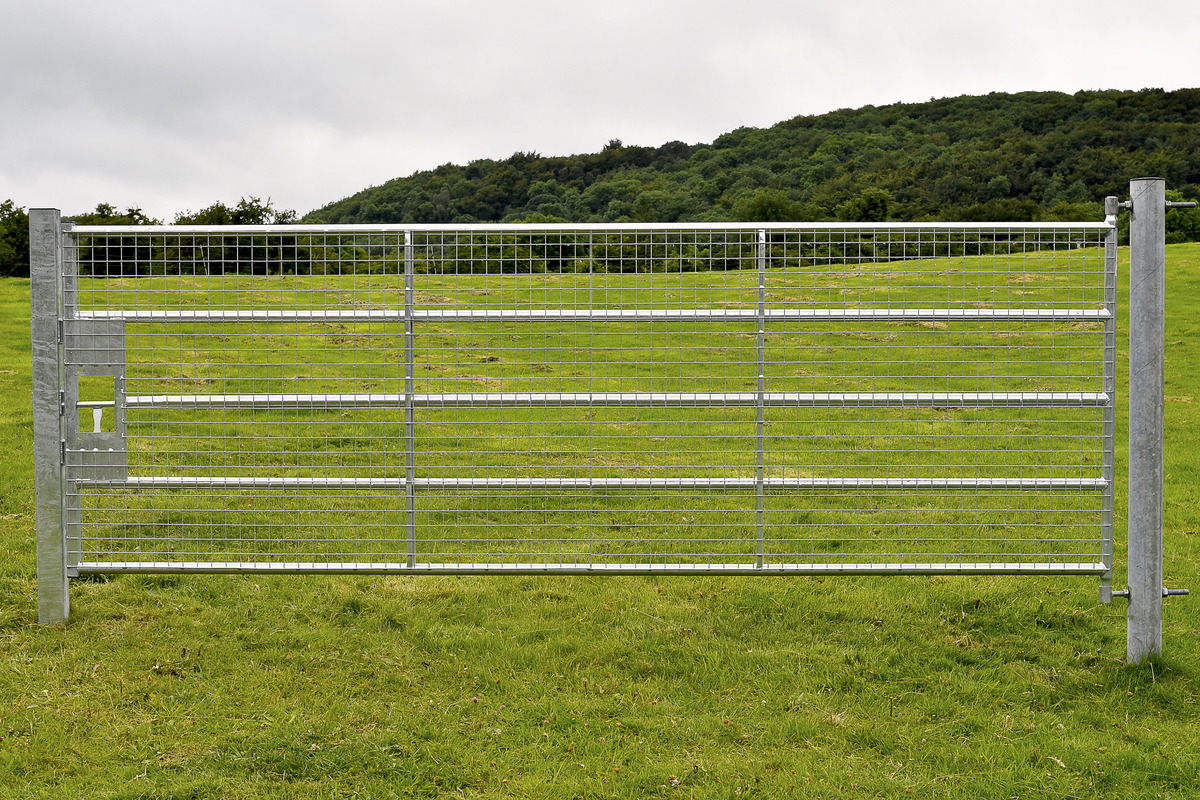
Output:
[0, 200, 29, 277]
[69, 203, 159, 226]
[836, 189, 892, 223]
[0, 199, 298, 277]
[2, 202, 164, 277]
[174, 197, 297, 225]
[78, 198, 301, 277]
[306, 89, 1200, 231]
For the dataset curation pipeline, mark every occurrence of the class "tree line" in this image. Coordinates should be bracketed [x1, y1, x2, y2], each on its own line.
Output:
[3, 88, 1199, 278]
[0, 198, 294, 277]
[305, 88, 1200, 240]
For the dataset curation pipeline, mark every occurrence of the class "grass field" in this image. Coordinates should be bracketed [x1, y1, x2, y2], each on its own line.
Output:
[2, 244, 1200, 798]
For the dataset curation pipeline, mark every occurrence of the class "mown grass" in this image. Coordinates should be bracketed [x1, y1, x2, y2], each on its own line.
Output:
[1, 245, 1199, 798]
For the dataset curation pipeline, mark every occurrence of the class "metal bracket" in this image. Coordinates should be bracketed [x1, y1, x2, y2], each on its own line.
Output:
[1107, 587, 1188, 601]
[1117, 199, 1195, 211]
[63, 319, 127, 482]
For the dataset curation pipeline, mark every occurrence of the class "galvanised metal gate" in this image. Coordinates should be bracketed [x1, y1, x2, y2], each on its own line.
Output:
[32, 213, 1116, 621]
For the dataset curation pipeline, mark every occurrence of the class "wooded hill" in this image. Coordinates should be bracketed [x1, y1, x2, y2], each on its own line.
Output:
[3, 88, 1199, 278]
[304, 89, 1200, 234]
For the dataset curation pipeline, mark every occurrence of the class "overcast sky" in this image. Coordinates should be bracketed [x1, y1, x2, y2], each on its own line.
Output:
[3, 0, 1197, 220]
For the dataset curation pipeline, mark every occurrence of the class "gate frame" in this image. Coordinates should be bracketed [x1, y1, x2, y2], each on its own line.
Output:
[32, 200, 1173, 663]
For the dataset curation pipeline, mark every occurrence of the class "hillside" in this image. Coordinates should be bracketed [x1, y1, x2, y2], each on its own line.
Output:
[304, 89, 1200, 229]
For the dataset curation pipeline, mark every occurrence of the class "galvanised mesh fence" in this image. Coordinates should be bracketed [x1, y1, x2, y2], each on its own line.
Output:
[48, 222, 1115, 576]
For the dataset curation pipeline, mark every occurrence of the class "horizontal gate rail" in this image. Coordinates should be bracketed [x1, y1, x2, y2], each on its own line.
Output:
[74, 307, 1111, 323]
[103, 390, 1112, 409]
[85, 476, 1108, 491]
[72, 561, 1109, 576]
[68, 220, 1114, 233]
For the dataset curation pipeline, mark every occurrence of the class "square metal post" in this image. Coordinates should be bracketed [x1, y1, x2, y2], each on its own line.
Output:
[1127, 178, 1166, 663]
[30, 209, 68, 624]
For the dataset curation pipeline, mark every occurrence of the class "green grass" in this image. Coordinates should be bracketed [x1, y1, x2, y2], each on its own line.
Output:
[2, 245, 1200, 798]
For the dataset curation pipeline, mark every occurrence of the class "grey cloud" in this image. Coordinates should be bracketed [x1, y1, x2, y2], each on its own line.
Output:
[2, 0, 1196, 219]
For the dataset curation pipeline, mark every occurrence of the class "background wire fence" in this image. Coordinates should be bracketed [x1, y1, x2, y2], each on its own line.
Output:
[59, 223, 1114, 574]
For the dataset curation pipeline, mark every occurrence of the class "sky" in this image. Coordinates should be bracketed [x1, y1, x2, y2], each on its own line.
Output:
[3, 0, 1198, 221]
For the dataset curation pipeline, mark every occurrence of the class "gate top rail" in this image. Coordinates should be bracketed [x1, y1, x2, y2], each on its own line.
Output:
[65, 221, 1116, 234]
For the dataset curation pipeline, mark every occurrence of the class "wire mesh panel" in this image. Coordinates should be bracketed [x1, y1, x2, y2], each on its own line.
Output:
[55, 222, 1114, 576]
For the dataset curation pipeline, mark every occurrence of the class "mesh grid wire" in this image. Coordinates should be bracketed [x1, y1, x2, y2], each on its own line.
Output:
[60, 224, 1114, 573]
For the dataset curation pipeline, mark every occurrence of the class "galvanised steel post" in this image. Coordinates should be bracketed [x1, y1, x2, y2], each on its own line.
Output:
[30, 209, 68, 624]
[1127, 178, 1166, 664]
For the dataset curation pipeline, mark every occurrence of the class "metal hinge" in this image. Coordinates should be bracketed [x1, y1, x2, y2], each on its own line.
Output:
[57, 319, 63, 344]
[1117, 199, 1196, 211]
[60, 439, 66, 465]
[59, 390, 66, 416]
[1108, 587, 1189, 600]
